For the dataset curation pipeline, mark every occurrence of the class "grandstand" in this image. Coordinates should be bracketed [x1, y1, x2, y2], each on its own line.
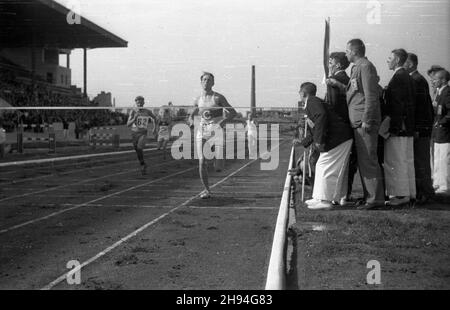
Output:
[0, 0, 128, 131]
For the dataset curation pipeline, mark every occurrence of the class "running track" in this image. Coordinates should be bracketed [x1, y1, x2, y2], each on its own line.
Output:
[0, 141, 292, 289]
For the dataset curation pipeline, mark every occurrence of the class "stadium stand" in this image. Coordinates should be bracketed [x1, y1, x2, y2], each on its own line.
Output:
[0, 0, 128, 133]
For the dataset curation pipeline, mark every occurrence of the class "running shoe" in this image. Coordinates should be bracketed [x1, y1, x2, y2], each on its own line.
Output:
[141, 163, 147, 175]
[200, 191, 211, 199]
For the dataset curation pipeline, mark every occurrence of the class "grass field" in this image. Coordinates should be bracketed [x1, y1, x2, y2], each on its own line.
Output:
[291, 173, 450, 290]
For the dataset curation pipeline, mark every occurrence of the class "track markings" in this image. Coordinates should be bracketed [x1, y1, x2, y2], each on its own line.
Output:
[188, 206, 278, 210]
[0, 167, 196, 235]
[0, 146, 161, 168]
[0, 149, 168, 186]
[41, 155, 263, 290]
[0, 160, 179, 203]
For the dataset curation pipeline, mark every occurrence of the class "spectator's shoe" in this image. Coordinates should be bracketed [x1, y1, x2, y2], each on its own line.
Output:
[435, 187, 449, 195]
[307, 201, 333, 210]
[339, 198, 354, 207]
[141, 164, 147, 175]
[305, 198, 320, 206]
[416, 195, 433, 205]
[388, 196, 410, 207]
[357, 202, 384, 210]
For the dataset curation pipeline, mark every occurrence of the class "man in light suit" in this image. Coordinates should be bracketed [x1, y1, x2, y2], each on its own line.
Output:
[346, 39, 385, 209]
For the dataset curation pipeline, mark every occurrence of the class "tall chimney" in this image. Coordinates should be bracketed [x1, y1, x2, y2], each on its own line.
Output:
[251, 65, 256, 115]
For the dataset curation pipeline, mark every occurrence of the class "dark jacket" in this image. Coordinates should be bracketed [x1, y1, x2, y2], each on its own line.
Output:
[346, 57, 382, 128]
[324, 71, 353, 150]
[299, 96, 327, 150]
[410, 71, 434, 137]
[432, 85, 450, 143]
[384, 67, 415, 137]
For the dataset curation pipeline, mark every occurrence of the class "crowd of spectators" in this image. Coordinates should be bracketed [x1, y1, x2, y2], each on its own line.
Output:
[0, 71, 128, 134]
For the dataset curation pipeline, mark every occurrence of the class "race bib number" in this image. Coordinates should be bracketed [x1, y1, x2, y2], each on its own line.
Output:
[136, 116, 150, 129]
[202, 110, 212, 120]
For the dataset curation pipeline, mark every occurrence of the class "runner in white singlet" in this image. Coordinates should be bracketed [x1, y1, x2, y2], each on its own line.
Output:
[189, 72, 237, 199]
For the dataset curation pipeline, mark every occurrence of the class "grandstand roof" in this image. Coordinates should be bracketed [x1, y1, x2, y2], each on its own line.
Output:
[0, 0, 128, 49]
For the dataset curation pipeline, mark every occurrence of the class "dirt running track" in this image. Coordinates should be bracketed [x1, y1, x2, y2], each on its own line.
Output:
[0, 141, 292, 290]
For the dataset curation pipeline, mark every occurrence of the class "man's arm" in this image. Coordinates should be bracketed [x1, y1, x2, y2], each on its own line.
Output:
[218, 95, 237, 126]
[310, 100, 327, 149]
[126, 110, 136, 127]
[360, 63, 381, 128]
[444, 89, 450, 122]
[147, 110, 158, 134]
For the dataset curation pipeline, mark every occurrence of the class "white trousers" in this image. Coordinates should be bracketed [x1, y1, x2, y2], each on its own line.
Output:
[433, 143, 450, 192]
[312, 139, 353, 202]
[384, 136, 416, 198]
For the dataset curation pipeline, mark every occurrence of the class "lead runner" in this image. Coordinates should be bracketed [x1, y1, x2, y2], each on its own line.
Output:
[189, 72, 237, 199]
[127, 96, 158, 175]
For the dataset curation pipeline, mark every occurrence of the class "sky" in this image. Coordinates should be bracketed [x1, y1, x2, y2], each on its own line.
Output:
[57, 0, 450, 109]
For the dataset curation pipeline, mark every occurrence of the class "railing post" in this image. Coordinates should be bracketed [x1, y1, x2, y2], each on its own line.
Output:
[112, 129, 120, 151]
[17, 124, 24, 154]
[48, 124, 56, 154]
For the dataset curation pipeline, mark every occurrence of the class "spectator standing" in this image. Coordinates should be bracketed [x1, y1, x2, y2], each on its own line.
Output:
[431, 69, 450, 195]
[345, 39, 385, 209]
[382, 49, 416, 206]
[404, 53, 435, 203]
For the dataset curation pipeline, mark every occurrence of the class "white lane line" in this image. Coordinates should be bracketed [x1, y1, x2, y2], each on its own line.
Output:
[0, 160, 178, 203]
[189, 206, 277, 210]
[0, 147, 160, 168]
[226, 181, 276, 184]
[0, 149, 168, 185]
[1, 158, 136, 186]
[61, 204, 175, 209]
[41, 153, 266, 290]
[0, 167, 196, 235]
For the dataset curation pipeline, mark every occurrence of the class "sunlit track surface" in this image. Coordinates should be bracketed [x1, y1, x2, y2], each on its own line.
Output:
[0, 140, 293, 290]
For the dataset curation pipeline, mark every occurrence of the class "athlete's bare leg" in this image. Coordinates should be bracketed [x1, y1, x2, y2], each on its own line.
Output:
[198, 139, 211, 198]
[162, 139, 169, 160]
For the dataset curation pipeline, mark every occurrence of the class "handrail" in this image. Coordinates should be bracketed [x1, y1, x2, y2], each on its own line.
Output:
[265, 145, 295, 290]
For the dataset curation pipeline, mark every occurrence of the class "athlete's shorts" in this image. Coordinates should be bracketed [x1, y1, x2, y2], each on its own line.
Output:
[131, 131, 147, 149]
[196, 121, 224, 160]
[158, 126, 170, 142]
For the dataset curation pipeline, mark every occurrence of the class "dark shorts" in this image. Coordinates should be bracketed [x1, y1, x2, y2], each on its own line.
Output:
[132, 131, 147, 149]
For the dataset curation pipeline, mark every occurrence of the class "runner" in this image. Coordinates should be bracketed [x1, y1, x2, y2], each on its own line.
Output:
[127, 96, 157, 175]
[246, 112, 258, 158]
[189, 72, 237, 199]
[156, 107, 173, 159]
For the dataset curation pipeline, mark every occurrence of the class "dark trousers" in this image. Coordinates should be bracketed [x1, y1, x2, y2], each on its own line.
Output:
[414, 136, 434, 198]
[347, 142, 358, 198]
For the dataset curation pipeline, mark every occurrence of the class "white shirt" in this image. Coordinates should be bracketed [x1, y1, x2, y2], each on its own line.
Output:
[409, 69, 418, 76]
[438, 84, 448, 96]
[304, 97, 309, 109]
[393, 67, 403, 75]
